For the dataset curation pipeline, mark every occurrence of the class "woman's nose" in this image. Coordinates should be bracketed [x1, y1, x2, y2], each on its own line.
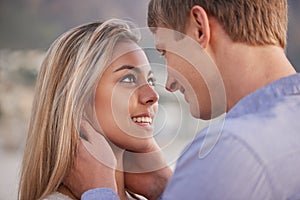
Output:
[139, 84, 159, 105]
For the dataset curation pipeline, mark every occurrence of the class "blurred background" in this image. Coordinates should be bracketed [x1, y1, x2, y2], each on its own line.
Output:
[0, 0, 299, 199]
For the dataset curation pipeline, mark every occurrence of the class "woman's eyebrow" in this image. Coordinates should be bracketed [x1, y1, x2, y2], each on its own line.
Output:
[114, 65, 153, 77]
[114, 65, 140, 73]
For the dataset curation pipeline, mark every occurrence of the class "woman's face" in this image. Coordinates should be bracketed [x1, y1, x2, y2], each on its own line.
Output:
[94, 40, 159, 152]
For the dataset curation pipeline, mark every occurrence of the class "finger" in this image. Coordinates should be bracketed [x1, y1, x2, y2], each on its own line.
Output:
[79, 119, 94, 141]
[79, 120, 117, 169]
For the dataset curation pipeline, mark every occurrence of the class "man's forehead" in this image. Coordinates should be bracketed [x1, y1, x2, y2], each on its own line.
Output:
[154, 27, 171, 37]
[153, 27, 175, 48]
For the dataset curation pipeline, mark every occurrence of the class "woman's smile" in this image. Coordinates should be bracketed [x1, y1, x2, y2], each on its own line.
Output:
[131, 112, 154, 128]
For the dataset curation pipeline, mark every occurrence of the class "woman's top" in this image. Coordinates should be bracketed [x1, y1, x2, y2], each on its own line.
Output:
[43, 189, 146, 199]
[43, 192, 73, 200]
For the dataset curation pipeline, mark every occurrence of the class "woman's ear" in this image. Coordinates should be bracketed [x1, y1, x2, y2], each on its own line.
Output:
[188, 5, 210, 48]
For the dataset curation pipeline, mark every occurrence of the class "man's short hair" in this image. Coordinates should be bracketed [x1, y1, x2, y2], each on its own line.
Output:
[148, 0, 288, 49]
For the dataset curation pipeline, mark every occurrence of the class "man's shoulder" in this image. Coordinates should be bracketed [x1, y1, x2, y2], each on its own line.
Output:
[178, 93, 300, 176]
[164, 103, 300, 199]
[164, 118, 277, 199]
[223, 94, 300, 143]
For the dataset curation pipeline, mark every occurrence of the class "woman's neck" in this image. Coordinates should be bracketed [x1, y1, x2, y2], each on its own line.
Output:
[58, 146, 133, 200]
[57, 184, 78, 199]
[114, 149, 126, 200]
[112, 146, 136, 200]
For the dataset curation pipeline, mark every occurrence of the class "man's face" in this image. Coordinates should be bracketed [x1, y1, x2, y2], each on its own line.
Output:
[154, 27, 219, 119]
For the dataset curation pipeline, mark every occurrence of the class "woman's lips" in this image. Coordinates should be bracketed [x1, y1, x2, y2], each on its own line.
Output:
[132, 116, 153, 124]
[131, 114, 154, 128]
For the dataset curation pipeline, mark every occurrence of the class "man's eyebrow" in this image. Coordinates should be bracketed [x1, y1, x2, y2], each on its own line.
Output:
[113, 65, 141, 73]
[148, 70, 154, 77]
[149, 27, 157, 34]
[155, 42, 165, 51]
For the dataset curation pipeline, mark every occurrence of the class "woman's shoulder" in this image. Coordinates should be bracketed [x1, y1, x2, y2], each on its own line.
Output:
[43, 192, 73, 200]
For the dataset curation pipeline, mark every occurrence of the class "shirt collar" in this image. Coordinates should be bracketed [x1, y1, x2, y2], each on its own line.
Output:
[227, 73, 300, 118]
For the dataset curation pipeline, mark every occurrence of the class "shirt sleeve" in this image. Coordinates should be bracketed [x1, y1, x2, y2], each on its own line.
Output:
[160, 132, 275, 200]
[81, 188, 120, 200]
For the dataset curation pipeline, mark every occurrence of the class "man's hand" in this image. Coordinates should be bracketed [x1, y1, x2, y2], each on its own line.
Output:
[124, 142, 172, 200]
[63, 120, 118, 198]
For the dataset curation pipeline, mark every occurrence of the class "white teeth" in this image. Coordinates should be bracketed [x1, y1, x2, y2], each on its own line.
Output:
[132, 117, 152, 124]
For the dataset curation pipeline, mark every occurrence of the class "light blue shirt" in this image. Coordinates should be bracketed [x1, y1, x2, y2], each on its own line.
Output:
[82, 74, 300, 200]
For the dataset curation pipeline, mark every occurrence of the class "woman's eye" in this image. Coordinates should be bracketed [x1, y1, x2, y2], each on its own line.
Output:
[120, 74, 136, 84]
[148, 77, 156, 86]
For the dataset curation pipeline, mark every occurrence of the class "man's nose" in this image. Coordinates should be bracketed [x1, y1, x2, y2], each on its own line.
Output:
[165, 76, 179, 92]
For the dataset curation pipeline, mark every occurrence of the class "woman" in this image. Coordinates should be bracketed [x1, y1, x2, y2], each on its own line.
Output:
[18, 19, 171, 200]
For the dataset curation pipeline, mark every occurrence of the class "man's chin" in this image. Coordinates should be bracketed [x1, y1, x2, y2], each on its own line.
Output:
[190, 107, 201, 119]
[190, 107, 212, 120]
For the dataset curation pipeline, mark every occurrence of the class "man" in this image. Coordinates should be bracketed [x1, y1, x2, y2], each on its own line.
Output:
[64, 0, 300, 199]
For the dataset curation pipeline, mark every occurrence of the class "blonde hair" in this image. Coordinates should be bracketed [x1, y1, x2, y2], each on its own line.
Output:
[148, 0, 288, 49]
[18, 19, 139, 200]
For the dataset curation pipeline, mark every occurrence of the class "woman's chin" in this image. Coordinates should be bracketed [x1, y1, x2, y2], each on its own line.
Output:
[125, 141, 156, 153]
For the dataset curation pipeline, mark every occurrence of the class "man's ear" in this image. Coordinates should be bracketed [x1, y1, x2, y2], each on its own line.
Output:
[189, 5, 210, 48]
